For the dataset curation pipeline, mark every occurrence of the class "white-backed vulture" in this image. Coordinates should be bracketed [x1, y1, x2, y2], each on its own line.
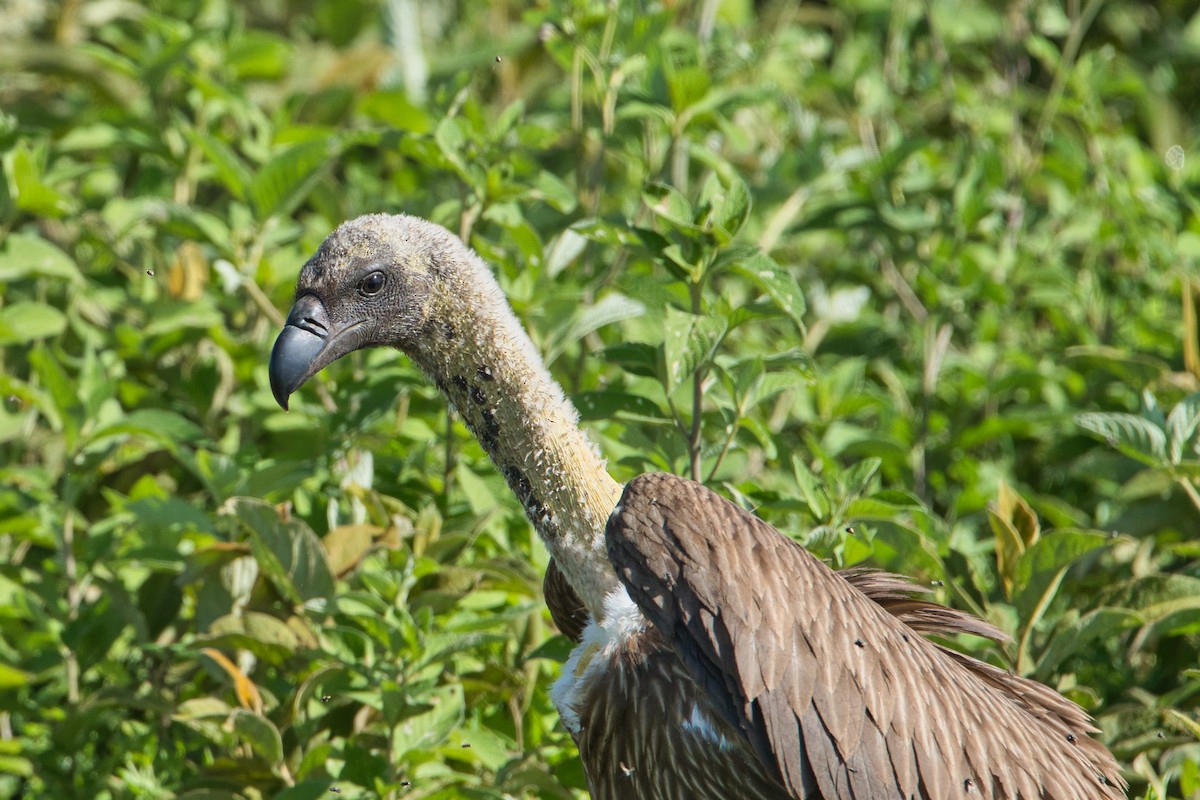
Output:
[269, 214, 1125, 799]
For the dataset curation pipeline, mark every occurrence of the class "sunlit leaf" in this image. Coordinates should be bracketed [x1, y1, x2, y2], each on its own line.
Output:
[0, 302, 66, 344]
[391, 684, 465, 761]
[1076, 412, 1168, 466]
[249, 138, 339, 220]
[0, 233, 82, 282]
[727, 251, 806, 331]
[8, 143, 73, 217]
[0, 663, 29, 691]
[1012, 530, 1108, 623]
[546, 292, 645, 365]
[456, 463, 499, 516]
[643, 182, 697, 231]
[1166, 392, 1200, 464]
[661, 305, 726, 393]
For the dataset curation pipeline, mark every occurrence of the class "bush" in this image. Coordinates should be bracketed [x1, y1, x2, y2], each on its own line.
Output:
[2, 0, 1198, 797]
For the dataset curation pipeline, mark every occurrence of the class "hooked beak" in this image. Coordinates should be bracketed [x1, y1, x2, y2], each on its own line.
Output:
[269, 295, 366, 409]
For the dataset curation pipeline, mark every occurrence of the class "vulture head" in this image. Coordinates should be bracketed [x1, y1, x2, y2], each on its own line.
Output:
[269, 214, 465, 409]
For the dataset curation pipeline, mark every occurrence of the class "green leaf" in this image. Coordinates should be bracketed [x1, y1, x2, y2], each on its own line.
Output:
[1076, 412, 1168, 466]
[840, 457, 881, 499]
[1037, 608, 1139, 677]
[187, 131, 252, 200]
[1065, 345, 1168, 387]
[391, 684, 465, 761]
[88, 409, 203, 449]
[1137, 593, 1200, 637]
[643, 182, 697, 231]
[600, 342, 660, 378]
[728, 251, 806, 331]
[249, 138, 338, 220]
[142, 299, 223, 336]
[207, 612, 313, 661]
[661, 305, 727, 393]
[456, 463, 499, 516]
[8, 143, 73, 217]
[230, 709, 284, 765]
[573, 390, 664, 422]
[274, 782, 337, 800]
[791, 455, 830, 519]
[435, 117, 470, 180]
[0, 755, 32, 777]
[0, 302, 66, 344]
[0, 663, 29, 690]
[546, 292, 645, 365]
[532, 171, 577, 213]
[697, 171, 750, 243]
[1166, 392, 1200, 464]
[1012, 530, 1108, 622]
[359, 89, 432, 132]
[545, 227, 588, 277]
[228, 30, 292, 80]
[224, 497, 335, 605]
[28, 343, 74, 444]
[571, 218, 643, 247]
[0, 234, 82, 282]
[664, 54, 710, 113]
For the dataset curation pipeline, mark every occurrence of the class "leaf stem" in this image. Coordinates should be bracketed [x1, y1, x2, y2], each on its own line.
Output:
[1177, 477, 1200, 516]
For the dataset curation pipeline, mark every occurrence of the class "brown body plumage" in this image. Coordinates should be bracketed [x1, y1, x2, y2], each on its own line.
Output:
[269, 214, 1126, 799]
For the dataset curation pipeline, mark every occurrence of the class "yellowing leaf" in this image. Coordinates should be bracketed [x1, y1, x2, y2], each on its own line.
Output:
[323, 524, 379, 576]
[201, 647, 263, 714]
[989, 481, 1039, 597]
[168, 240, 208, 300]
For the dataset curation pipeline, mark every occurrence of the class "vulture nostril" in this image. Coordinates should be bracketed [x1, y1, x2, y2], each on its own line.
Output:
[299, 316, 327, 336]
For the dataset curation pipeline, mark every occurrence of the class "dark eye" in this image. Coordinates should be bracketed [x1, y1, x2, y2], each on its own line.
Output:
[359, 271, 385, 296]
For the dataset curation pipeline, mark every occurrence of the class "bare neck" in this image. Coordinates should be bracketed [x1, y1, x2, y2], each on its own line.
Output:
[410, 254, 624, 617]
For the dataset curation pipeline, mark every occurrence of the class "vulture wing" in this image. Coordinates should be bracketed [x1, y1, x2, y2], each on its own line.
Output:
[606, 473, 1125, 800]
[544, 557, 589, 643]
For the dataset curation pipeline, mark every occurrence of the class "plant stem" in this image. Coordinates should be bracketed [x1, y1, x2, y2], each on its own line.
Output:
[689, 279, 704, 481]
[1032, 0, 1107, 163]
[1178, 477, 1200, 516]
[62, 510, 79, 705]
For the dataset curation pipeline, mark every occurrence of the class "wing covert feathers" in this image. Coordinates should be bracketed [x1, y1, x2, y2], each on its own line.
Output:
[606, 472, 1126, 800]
[544, 558, 589, 642]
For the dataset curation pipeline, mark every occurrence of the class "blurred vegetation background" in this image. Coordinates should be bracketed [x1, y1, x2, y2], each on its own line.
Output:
[2, 0, 1200, 797]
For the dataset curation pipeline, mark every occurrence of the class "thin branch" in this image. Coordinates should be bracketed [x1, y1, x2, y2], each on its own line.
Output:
[62, 510, 80, 705]
[705, 415, 739, 483]
[1032, 0, 1107, 163]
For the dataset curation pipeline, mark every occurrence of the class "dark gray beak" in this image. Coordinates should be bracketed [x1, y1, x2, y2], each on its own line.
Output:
[269, 295, 332, 410]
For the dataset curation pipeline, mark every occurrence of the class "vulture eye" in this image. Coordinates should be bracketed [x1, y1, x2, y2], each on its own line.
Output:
[359, 271, 385, 296]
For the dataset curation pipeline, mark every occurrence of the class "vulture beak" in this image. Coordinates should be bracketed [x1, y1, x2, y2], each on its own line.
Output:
[269, 294, 366, 409]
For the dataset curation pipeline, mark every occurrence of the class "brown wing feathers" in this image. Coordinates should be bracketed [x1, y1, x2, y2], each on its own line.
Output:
[543, 558, 589, 642]
[607, 472, 1125, 799]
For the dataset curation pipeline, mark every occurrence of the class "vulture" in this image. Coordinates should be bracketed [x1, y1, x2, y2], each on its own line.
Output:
[269, 214, 1125, 800]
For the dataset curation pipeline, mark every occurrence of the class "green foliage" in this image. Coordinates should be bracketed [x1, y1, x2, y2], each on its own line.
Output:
[2, 0, 1199, 797]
